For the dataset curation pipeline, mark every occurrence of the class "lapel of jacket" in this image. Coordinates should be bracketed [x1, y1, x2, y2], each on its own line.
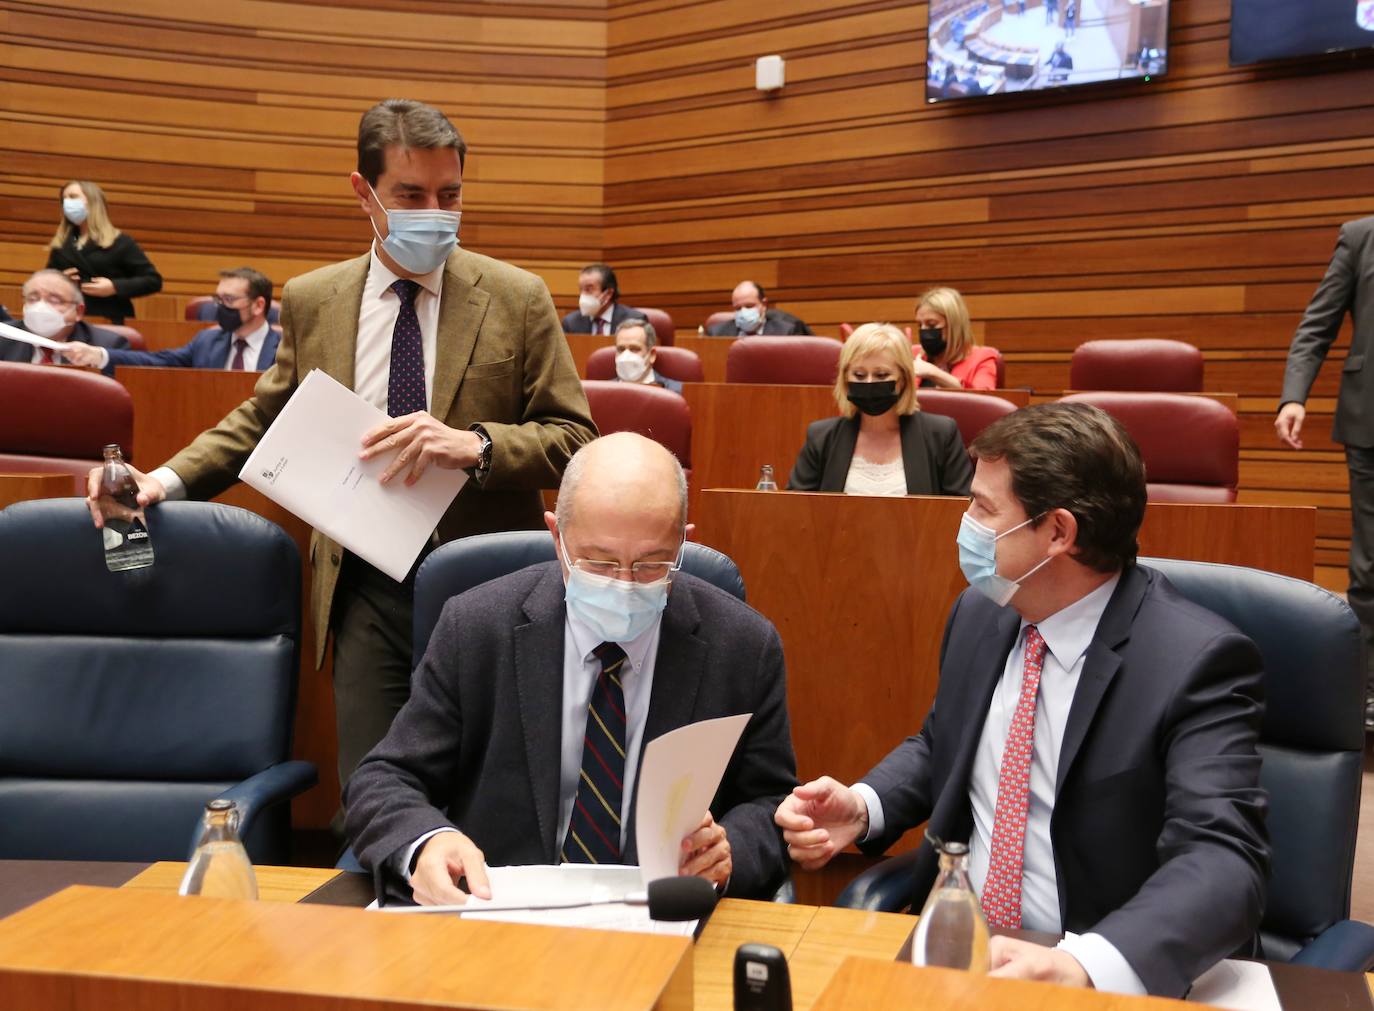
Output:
[1054, 565, 1148, 796]
[429, 250, 491, 424]
[205, 330, 229, 368]
[821, 417, 861, 491]
[512, 566, 570, 862]
[313, 254, 369, 390]
[900, 413, 935, 495]
[624, 581, 707, 861]
[255, 329, 280, 370]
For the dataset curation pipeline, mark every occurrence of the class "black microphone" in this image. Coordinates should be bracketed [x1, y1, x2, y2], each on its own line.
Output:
[384, 874, 718, 921]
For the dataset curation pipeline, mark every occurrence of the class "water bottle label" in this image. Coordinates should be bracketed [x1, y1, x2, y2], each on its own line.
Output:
[105, 516, 154, 572]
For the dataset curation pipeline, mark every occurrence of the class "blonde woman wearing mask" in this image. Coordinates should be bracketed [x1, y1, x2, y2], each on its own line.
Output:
[913, 286, 1000, 390]
[46, 180, 162, 324]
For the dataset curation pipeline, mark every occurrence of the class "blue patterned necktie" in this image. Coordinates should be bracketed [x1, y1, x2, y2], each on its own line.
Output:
[387, 278, 426, 417]
[562, 642, 628, 864]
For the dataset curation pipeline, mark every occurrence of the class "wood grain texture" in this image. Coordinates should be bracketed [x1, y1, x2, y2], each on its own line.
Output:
[0, 472, 73, 509]
[123, 862, 339, 904]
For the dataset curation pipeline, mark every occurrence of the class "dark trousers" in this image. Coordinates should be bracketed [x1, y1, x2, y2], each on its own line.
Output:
[1345, 446, 1374, 697]
[331, 554, 416, 797]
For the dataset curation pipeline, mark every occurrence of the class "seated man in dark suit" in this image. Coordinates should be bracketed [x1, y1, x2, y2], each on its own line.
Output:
[62, 267, 279, 373]
[561, 262, 643, 336]
[345, 432, 797, 904]
[705, 280, 813, 337]
[776, 402, 1268, 998]
[0, 269, 128, 374]
[612, 317, 683, 394]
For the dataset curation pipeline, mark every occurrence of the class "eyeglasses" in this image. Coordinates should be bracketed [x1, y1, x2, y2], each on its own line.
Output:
[213, 294, 250, 308]
[22, 293, 75, 309]
[564, 537, 686, 584]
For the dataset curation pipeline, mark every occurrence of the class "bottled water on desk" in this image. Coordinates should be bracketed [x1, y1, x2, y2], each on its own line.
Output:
[911, 839, 989, 972]
[97, 443, 154, 572]
[180, 799, 258, 900]
[755, 465, 778, 491]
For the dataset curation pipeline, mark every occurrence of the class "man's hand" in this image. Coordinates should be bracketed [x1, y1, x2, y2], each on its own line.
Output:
[84, 462, 166, 528]
[411, 830, 492, 906]
[989, 936, 1092, 988]
[774, 776, 868, 871]
[678, 811, 731, 887]
[81, 277, 116, 298]
[1275, 402, 1306, 450]
[59, 342, 104, 368]
[361, 412, 481, 486]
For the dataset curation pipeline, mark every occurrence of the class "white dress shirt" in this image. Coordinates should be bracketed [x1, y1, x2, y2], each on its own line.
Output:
[398, 603, 663, 882]
[154, 244, 444, 501]
[854, 574, 1146, 994]
[224, 319, 272, 371]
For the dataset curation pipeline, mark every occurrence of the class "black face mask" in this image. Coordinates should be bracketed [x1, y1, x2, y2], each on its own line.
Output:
[847, 380, 901, 417]
[216, 303, 244, 334]
[918, 327, 947, 360]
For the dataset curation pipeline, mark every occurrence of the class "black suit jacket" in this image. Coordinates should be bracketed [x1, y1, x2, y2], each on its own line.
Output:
[45, 232, 163, 323]
[706, 307, 813, 337]
[560, 302, 644, 334]
[344, 563, 797, 901]
[786, 413, 972, 496]
[0, 320, 129, 376]
[859, 564, 1268, 997]
[1280, 215, 1374, 447]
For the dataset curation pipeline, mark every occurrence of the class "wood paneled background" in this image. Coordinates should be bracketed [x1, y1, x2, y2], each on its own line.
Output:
[3, 0, 1374, 821]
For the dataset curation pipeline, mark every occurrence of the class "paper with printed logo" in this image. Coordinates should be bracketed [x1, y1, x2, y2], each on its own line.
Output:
[239, 369, 466, 580]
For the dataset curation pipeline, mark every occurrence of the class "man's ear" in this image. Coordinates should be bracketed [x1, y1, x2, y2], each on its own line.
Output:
[348, 171, 373, 213]
[647, 347, 658, 367]
[1045, 507, 1079, 559]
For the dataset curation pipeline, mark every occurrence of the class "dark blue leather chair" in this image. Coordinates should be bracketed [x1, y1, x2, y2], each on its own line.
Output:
[411, 529, 746, 666]
[0, 499, 316, 863]
[834, 558, 1374, 972]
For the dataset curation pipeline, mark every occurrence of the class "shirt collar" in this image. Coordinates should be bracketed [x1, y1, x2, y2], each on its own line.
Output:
[231, 320, 271, 347]
[1022, 572, 1121, 672]
[366, 245, 445, 301]
[597, 303, 615, 325]
[564, 596, 660, 676]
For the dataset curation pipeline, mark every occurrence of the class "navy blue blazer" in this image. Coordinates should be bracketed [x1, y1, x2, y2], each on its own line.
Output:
[859, 564, 1269, 997]
[107, 326, 281, 371]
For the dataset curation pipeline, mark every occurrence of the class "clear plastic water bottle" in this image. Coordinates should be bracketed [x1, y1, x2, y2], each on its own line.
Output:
[97, 444, 154, 572]
[755, 464, 778, 491]
[911, 839, 989, 972]
[179, 799, 258, 900]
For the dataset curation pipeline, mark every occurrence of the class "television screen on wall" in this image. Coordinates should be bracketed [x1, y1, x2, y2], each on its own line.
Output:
[926, 0, 1169, 103]
[1231, 0, 1374, 65]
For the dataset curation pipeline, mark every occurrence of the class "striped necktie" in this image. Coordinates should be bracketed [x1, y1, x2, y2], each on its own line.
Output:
[562, 641, 628, 864]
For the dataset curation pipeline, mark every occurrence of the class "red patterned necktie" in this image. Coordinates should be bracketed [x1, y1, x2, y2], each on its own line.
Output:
[387, 279, 426, 417]
[980, 625, 1047, 929]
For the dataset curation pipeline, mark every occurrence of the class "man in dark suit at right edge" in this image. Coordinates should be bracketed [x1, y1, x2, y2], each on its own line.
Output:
[776, 402, 1268, 998]
[1277, 215, 1374, 727]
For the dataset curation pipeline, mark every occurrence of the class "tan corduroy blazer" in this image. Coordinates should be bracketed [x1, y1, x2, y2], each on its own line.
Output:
[163, 248, 597, 665]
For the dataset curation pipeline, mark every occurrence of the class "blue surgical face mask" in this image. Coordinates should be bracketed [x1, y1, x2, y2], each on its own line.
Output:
[559, 537, 671, 643]
[735, 305, 761, 332]
[63, 198, 88, 226]
[956, 511, 1052, 607]
[366, 182, 460, 274]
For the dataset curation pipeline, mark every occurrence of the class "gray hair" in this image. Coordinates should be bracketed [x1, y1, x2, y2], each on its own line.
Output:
[555, 436, 688, 532]
[25, 268, 83, 306]
[614, 316, 657, 350]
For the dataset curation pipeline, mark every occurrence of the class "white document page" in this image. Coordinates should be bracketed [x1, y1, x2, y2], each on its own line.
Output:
[1187, 959, 1282, 1011]
[633, 712, 752, 886]
[0, 319, 65, 351]
[239, 369, 466, 581]
[375, 864, 696, 936]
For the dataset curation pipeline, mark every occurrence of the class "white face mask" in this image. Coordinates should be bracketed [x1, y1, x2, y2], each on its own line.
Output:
[615, 349, 651, 383]
[23, 300, 69, 339]
[579, 292, 603, 318]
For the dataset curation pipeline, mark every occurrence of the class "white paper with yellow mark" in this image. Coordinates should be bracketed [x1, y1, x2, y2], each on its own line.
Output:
[633, 712, 752, 887]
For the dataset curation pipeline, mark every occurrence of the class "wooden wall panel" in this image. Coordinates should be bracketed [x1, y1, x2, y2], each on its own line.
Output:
[604, 0, 1374, 592]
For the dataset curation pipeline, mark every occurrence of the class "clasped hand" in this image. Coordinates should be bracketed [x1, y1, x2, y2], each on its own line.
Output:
[360, 411, 481, 486]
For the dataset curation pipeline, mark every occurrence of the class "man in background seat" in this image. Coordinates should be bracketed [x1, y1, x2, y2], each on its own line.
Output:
[706, 280, 812, 337]
[611, 318, 682, 394]
[0, 269, 128, 375]
[562, 262, 643, 336]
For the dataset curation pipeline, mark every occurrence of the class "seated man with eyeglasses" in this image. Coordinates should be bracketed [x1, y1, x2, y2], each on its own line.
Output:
[345, 432, 798, 904]
[62, 267, 278, 374]
[0, 269, 129, 374]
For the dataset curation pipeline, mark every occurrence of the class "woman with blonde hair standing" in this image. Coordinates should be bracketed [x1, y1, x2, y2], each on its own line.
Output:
[46, 180, 162, 324]
[787, 322, 972, 496]
[913, 286, 1000, 390]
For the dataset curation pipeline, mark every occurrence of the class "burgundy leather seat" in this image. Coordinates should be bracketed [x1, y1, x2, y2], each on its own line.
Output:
[185, 295, 283, 325]
[1070, 339, 1203, 392]
[585, 345, 704, 383]
[635, 307, 676, 346]
[703, 310, 735, 332]
[1060, 391, 1238, 503]
[725, 336, 843, 386]
[0, 362, 134, 494]
[100, 324, 145, 351]
[916, 390, 1019, 451]
[581, 380, 692, 479]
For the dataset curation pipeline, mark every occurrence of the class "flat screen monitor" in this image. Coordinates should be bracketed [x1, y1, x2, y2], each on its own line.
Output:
[926, 0, 1169, 103]
[1230, 0, 1374, 65]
